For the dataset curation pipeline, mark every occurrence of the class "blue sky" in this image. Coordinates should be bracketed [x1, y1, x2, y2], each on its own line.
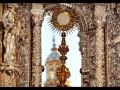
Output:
[41, 15, 81, 87]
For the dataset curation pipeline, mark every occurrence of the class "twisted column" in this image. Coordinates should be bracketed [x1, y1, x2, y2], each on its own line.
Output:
[31, 4, 44, 87]
[94, 5, 107, 87]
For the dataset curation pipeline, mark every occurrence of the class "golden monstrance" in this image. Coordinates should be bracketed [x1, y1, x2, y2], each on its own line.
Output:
[46, 4, 80, 87]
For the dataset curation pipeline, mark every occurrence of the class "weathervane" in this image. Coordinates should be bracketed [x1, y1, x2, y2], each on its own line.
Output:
[46, 4, 80, 87]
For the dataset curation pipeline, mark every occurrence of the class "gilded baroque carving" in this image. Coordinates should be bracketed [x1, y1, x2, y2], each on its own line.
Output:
[1, 3, 19, 87]
[77, 4, 97, 87]
[94, 5, 106, 87]
[0, 3, 120, 87]
[17, 4, 31, 87]
[1, 3, 31, 87]
[79, 31, 89, 87]
[0, 21, 4, 87]
[44, 3, 96, 87]
[31, 4, 44, 87]
[106, 4, 120, 86]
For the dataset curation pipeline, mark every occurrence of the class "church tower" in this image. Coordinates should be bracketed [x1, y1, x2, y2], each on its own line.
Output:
[44, 36, 61, 87]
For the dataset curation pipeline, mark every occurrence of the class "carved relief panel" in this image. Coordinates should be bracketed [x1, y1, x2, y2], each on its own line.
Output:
[0, 3, 31, 87]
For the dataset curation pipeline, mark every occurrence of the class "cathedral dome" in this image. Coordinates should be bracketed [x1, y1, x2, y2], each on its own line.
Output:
[47, 48, 60, 61]
[47, 36, 60, 61]
[44, 35, 61, 87]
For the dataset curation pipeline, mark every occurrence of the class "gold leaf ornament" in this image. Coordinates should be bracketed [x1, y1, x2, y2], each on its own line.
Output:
[46, 4, 80, 33]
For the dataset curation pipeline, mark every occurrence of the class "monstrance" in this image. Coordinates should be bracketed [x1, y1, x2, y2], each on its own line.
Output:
[46, 4, 80, 87]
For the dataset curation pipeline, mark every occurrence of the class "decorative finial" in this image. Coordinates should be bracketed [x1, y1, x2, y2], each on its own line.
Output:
[52, 33, 57, 51]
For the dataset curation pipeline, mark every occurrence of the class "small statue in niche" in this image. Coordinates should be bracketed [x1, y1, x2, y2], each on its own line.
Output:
[2, 5, 17, 65]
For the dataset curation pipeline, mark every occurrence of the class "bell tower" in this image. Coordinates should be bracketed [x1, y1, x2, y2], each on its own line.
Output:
[44, 36, 61, 87]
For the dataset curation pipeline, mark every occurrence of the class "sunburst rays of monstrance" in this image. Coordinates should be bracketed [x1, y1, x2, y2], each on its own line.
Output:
[46, 4, 80, 87]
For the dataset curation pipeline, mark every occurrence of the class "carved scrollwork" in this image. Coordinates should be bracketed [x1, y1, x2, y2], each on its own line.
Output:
[31, 4, 45, 87]
[0, 22, 4, 31]
[106, 3, 120, 86]
[1, 3, 32, 87]
[80, 68, 90, 86]
[77, 3, 97, 87]
[0, 63, 20, 76]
